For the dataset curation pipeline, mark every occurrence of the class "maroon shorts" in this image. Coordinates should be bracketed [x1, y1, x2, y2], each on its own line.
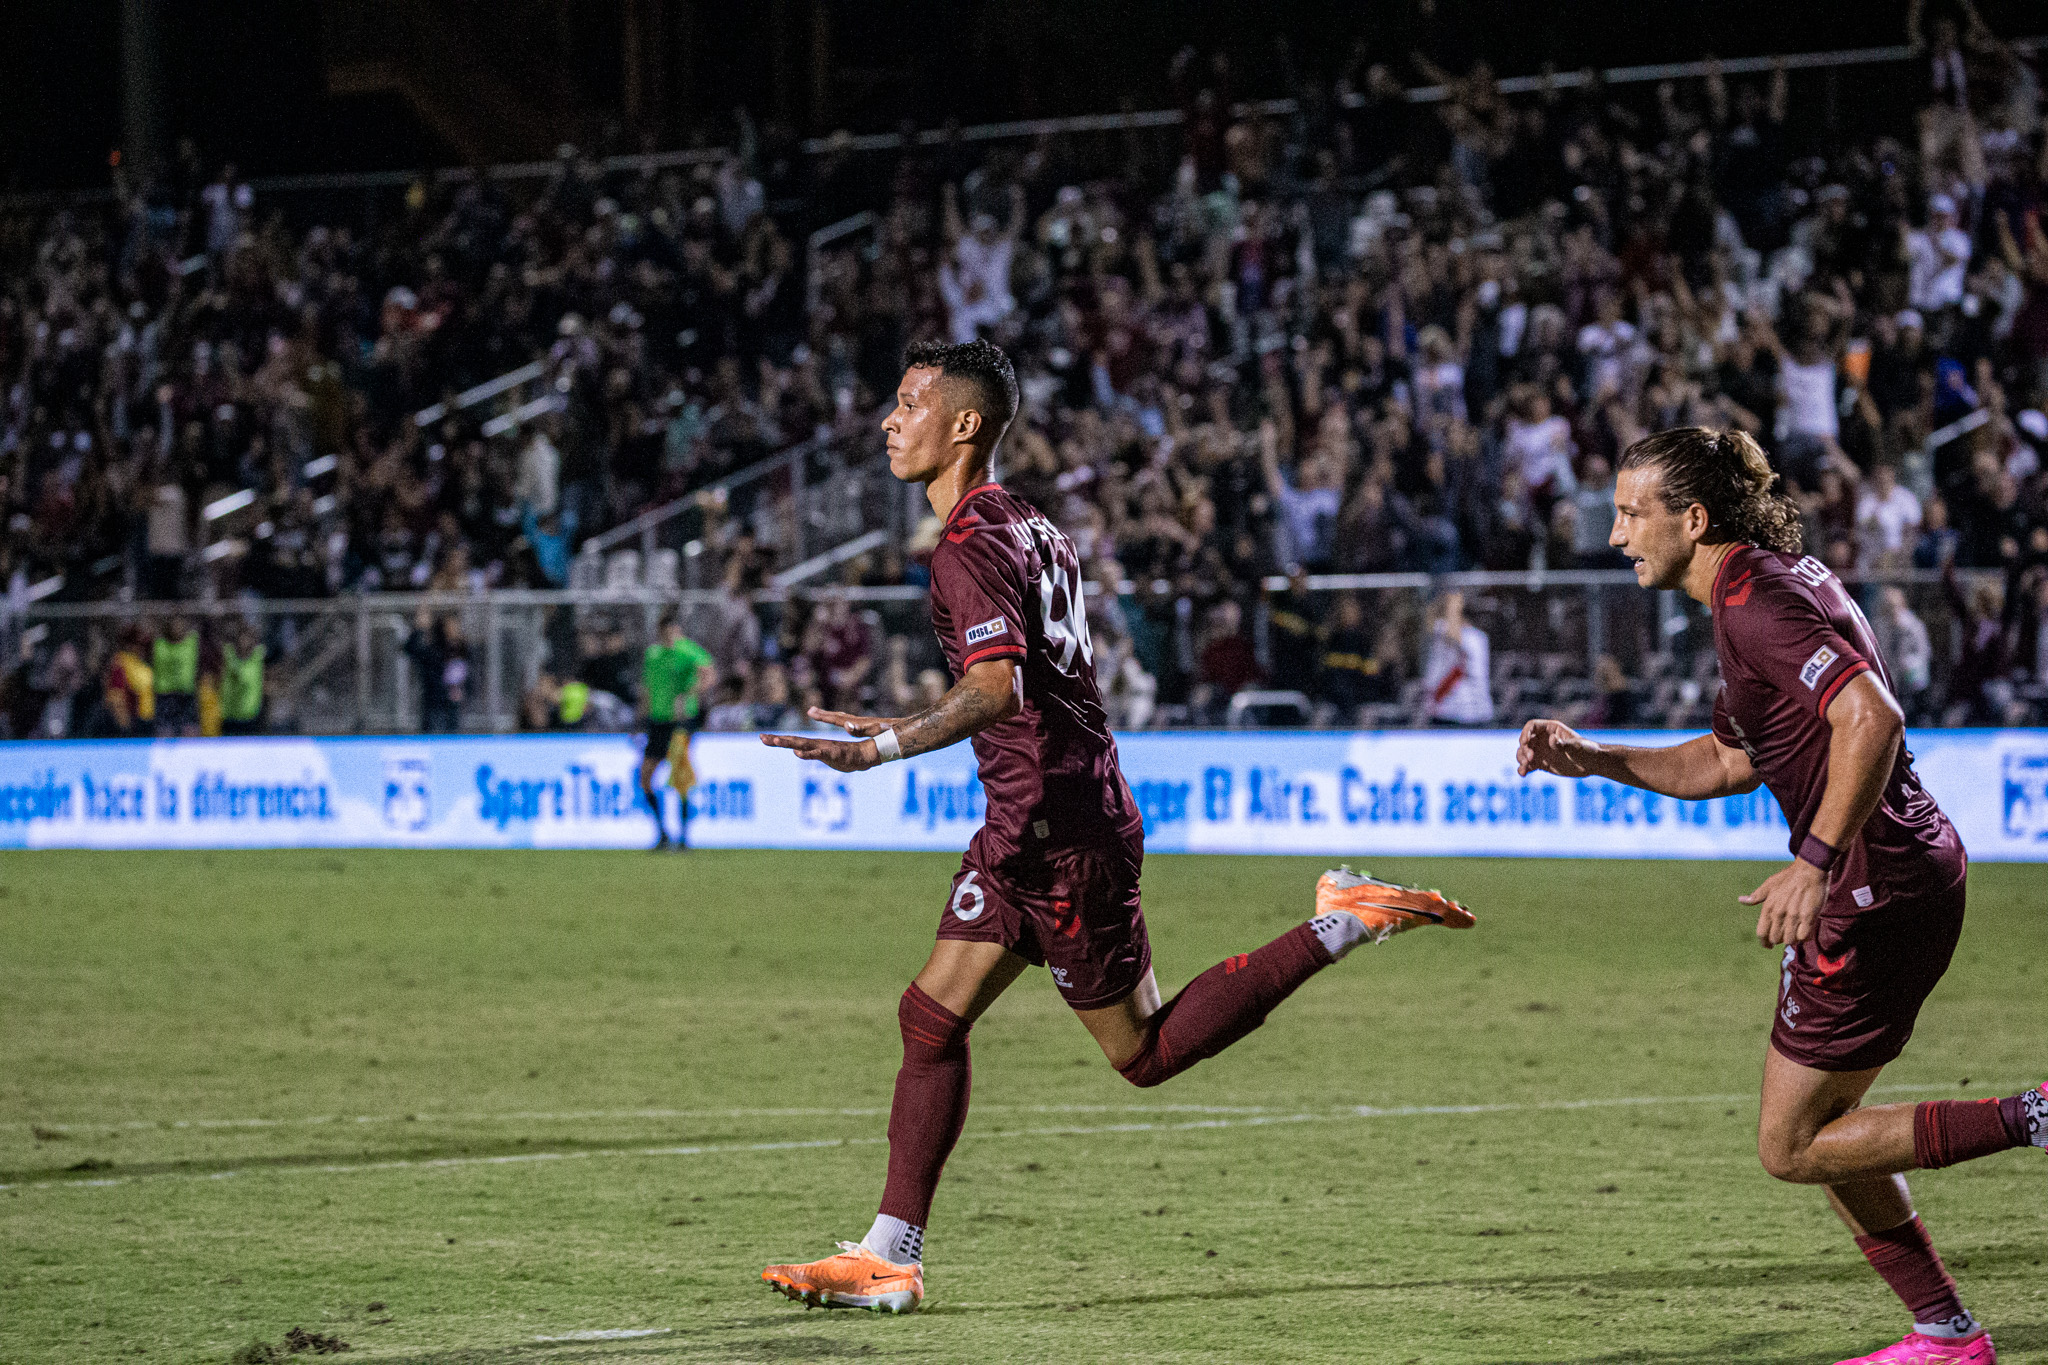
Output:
[936, 826, 1151, 1011]
[1771, 869, 1968, 1072]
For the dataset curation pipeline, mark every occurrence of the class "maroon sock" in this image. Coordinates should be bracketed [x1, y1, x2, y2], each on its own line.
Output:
[1996, 1091, 2038, 1147]
[1854, 1215, 1969, 1330]
[1913, 1099, 2021, 1169]
[1116, 923, 1331, 1088]
[876, 984, 971, 1227]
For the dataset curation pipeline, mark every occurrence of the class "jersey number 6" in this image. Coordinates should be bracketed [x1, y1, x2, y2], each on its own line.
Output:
[950, 870, 986, 922]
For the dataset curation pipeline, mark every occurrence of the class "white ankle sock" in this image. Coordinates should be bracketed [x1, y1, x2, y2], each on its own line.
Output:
[1916, 1311, 1981, 1340]
[862, 1214, 922, 1265]
[1309, 912, 1372, 961]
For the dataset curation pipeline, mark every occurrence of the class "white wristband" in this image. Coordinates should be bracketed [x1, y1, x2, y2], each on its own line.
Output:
[871, 727, 903, 762]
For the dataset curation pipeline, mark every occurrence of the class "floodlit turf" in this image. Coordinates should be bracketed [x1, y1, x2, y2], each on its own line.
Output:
[1, 850, 2043, 1365]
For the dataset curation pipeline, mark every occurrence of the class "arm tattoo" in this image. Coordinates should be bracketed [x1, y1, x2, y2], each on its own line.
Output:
[891, 672, 1013, 760]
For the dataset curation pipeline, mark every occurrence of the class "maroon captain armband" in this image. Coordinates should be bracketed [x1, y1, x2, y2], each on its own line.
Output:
[1797, 834, 1838, 873]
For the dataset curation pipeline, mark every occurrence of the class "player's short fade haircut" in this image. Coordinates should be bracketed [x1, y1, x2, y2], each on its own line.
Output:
[1620, 426, 1803, 555]
[902, 339, 1018, 440]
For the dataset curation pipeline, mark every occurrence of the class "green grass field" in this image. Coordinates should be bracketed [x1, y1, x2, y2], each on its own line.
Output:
[1, 850, 2043, 1365]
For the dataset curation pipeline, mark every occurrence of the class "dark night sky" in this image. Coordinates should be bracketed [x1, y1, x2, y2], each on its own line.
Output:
[2, 0, 2042, 190]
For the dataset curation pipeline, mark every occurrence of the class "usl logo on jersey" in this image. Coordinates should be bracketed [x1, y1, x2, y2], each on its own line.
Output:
[1799, 645, 1837, 689]
[965, 616, 1009, 644]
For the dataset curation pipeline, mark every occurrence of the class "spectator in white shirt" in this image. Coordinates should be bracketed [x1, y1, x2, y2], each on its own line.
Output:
[1754, 299, 1847, 487]
[1906, 194, 1973, 314]
[1502, 384, 1577, 494]
[200, 167, 250, 258]
[1422, 592, 1494, 726]
[1259, 420, 1341, 571]
[1411, 326, 1467, 428]
[145, 475, 191, 601]
[1877, 585, 1932, 716]
[939, 183, 1024, 344]
[1575, 289, 1639, 398]
[714, 154, 765, 238]
[514, 422, 562, 516]
[1855, 462, 1924, 566]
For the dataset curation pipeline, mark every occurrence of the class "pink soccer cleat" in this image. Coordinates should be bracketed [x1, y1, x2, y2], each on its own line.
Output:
[1834, 1331, 1996, 1364]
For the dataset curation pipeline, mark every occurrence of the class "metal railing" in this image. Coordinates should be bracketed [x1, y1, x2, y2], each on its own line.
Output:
[2, 567, 2000, 738]
[795, 38, 2048, 155]
[578, 404, 903, 589]
[14, 33, 2041, 211]
[414, 360, 547, 428]
[806, 211, 878, 317]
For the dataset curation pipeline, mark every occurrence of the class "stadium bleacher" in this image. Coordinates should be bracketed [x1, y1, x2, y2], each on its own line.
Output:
[3, 28, 2045, 737]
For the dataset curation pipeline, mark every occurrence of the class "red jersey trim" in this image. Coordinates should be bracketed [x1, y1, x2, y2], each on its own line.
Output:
[961, 642, 1027, 668]
[942, 483, 1002, 532]
[1815, 658, 1872, 715]
[1710, 543, 1750, 610]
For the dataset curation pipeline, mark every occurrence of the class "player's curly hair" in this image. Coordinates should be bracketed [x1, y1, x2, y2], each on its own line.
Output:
[1619, 427, 1803, 555]
[903, 338, 1018, 440]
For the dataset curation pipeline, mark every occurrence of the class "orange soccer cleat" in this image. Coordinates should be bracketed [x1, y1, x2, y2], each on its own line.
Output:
[761, 1241, 924, 1314]
[1315, 865, 1476, 943]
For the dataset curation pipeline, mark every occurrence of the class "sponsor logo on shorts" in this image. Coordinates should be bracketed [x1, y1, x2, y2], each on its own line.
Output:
[1778, 945, 1800, 1030]
[1049, 966, 1071, 988]
[964, 616, 1009, 645]
[1799, 646, 1838, 690]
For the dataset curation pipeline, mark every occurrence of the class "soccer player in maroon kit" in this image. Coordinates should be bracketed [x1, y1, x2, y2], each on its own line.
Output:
[756, 339, 1473, 1312]
[1519, 428, 2046, 1365]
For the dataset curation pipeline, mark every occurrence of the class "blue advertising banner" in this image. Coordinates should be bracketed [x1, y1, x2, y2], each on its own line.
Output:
[0, 729, 2032, 860]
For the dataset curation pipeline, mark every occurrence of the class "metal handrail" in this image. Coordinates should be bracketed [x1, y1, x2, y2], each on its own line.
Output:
[807, 210, 878, 316]
[578, 426, 838, 558]
[792, 37, 2048, 155]
[769, 528, 890, 590]
[15, 34, 2039, 212]
[5, 565, 1995, 621]
[1251, 566, 1989, 593]
[581, 406, 890, 561]
[414, 360, 546, 427]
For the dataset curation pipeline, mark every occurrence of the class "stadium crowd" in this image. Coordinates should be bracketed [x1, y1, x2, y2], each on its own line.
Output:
[4, 4, 2048, 738]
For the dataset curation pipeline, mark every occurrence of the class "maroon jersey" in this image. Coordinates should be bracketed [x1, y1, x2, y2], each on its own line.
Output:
[927, 483, 1141, 857]
[1710, 545, 1964, 910]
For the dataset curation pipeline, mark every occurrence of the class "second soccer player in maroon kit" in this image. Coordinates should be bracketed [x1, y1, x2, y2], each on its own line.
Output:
[1519, 427, 2046, 1365]
[757, 339, 1473, 1312]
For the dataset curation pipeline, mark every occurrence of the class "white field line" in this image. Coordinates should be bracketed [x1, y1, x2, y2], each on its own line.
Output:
[15, 1080, 1988, 1137]
[534, 1329, 671, 1342]
[0, 1082, 1989, 1196]
[18, 1103, 1282, 1134]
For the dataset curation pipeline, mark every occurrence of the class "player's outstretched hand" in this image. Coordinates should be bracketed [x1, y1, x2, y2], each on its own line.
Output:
[1739, 859, 1826, 947]
[1516, 719, 1600, 778]
[804, 706, 901, 739]
[760, 730, 878, 773]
